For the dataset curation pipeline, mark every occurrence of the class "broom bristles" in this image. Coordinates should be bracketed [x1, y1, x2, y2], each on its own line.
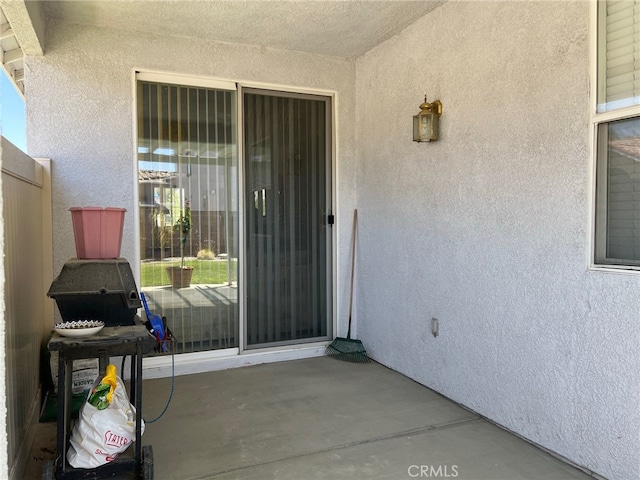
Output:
[325, 337, 370, 363]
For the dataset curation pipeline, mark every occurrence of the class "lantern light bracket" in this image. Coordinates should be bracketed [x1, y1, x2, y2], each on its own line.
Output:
[419, 96, 442, 116]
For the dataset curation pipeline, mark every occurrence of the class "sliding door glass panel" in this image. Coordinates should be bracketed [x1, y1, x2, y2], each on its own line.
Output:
[244, 90, 332, 348]
[137, 80, 238, 354]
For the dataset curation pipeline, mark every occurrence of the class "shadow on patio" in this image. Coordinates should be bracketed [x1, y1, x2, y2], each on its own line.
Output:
[25, 357, 591, 479]
[142, 284, 239, 353]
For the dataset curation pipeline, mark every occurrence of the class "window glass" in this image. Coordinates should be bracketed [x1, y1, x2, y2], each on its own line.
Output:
[137, 80, 239, 353]
[596, 0, 640, 113]
[595, 117, 640, 264]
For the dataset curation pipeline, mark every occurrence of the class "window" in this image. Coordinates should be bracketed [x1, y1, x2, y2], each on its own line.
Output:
[593, 0, 640, 268]
[136, 73, 239, 353]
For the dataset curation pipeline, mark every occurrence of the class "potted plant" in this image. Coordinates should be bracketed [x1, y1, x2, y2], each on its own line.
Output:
[166, 200, 194, 288]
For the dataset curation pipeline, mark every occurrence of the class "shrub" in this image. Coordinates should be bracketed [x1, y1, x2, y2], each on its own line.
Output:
[197, 248, 216, 260]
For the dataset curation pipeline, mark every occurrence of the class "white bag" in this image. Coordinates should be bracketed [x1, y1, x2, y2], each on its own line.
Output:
[67, 374, 145, 468]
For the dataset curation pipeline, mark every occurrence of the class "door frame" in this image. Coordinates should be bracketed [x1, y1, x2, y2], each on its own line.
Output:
[132, 69, 338, 365]
[237, 82, 337, 354]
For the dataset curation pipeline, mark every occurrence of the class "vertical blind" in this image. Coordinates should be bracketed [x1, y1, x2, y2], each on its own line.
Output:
[137, 80, 239, 353]
[244, 91, 331, 347]
[598, 0, 640, 112]
[601, 118, 640, 261]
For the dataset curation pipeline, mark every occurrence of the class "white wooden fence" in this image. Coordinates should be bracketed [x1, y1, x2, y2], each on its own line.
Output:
[1, 137, 53, 480]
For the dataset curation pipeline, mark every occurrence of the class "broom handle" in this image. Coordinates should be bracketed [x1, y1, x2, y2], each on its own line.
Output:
[140, 292, 152, 317]
[347, 209, 357, 339]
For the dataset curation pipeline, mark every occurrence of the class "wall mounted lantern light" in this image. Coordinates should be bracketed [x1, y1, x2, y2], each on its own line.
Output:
[413, 95, 442, 142]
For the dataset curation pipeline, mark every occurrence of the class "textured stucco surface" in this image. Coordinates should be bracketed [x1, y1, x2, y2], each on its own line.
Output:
[41, 0, 443, 59]
[23, 2, 640, 479]
[26, 19, 357, 313]
[0, 0, 45, 55]
[355, 2, 638, 479]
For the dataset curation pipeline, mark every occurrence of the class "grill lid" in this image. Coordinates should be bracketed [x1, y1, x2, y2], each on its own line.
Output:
[47, 258, 141, 310]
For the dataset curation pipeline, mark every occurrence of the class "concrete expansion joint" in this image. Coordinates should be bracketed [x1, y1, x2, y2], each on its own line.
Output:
[188, 417, 482, 479]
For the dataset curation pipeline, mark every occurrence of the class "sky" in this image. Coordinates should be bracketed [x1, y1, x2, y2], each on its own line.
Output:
[0, 69, 27, 153]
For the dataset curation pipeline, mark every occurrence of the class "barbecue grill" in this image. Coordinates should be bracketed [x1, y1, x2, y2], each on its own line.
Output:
[47, 258, 141, 326]
[45, 257, 154, 479]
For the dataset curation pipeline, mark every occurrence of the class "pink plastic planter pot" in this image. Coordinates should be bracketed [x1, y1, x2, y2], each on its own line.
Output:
[70, 207, 126, 259]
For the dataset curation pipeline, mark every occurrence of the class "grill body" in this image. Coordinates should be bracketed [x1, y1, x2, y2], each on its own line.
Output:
[47, 258, 141, 326]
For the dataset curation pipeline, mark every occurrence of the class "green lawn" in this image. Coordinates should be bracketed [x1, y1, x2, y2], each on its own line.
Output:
[141, 259, 237, 287]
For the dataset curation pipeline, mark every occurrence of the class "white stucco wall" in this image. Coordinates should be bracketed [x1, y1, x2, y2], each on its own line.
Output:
[22, 2, 639, 479]
[355, 2, 637, 479]
[25, 20, 357, 313]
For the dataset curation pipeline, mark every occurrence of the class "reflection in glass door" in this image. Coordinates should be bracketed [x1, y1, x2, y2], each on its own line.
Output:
[244, 89, 332, 348]
[137, 77, 238, 354]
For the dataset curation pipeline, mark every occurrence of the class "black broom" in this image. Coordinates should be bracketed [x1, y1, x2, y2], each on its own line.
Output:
[325, 209, 369, 363]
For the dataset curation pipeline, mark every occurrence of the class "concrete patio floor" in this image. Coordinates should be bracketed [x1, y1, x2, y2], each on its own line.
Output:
[25, 357, 593, 480]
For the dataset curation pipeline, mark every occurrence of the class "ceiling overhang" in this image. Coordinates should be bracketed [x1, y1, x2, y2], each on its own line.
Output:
[0, 0, 44, 97]
[0, 1, 446, 99]
[42, 1, 444, 59]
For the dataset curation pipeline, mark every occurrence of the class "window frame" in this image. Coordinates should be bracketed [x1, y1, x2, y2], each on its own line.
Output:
[590, 0, 640, 272]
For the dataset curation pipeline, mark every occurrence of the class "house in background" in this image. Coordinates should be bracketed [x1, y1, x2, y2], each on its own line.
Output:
[1, 1, 639, 480]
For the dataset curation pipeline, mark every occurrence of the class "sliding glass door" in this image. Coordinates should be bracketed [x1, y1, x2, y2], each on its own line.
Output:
[244, 89, 333, 348]
[137, 76, 238, 354]
[136, 77, 333, 355]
